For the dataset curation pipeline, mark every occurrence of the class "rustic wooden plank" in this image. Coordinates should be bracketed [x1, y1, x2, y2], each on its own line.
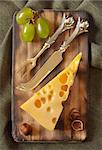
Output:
[12, 10, 88, 142]
[40, 10, 57, 141]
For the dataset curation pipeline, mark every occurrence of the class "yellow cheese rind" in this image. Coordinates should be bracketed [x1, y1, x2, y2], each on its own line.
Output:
[20, 52, 82, 131]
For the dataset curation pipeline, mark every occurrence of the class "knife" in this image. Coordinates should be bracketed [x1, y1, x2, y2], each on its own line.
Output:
[17, 17, 80, 91]
[16, 14, 74, 79]
[17, 17, 87, 91]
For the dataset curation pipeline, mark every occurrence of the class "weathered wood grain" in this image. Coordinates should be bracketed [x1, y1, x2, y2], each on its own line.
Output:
[12, 10, 88, 142]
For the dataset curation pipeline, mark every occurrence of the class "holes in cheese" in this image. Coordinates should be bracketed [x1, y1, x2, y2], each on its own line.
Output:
[37, 92, 41, 96]
[48, 94, 52, 101]
[47, 106, 51, 112]
[52, 117, 57, 124]
[59, 73, 68, 84]
[61, 85, 68, 91]
[41, 97, 46, 104]
[48, 85, 52, 89]
[42, 89, 46, 94]
[50, 90, 53, 95]
[34, 99, 42, 108]
[20, 53, 82, 131]
[59, 91, 64, 97]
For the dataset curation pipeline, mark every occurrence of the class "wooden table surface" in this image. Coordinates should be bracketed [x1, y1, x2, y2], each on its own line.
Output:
[12, 10, 88, 142]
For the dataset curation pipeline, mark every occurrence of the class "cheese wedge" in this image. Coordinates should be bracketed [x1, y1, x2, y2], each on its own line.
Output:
[20, 52, 82, 131]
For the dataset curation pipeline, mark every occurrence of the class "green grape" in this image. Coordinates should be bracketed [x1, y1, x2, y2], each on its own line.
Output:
[36, 17, 50, 39]
[16, 7, 33, 25]
[21, 23, 35, 42]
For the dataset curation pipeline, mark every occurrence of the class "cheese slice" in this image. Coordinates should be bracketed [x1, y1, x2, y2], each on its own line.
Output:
[20, 52, 82, 131]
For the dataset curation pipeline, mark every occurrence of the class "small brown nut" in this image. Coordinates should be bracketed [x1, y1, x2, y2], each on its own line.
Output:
[20, 123, 32, 136]
[71, 119, 84, 131]
[70, 108, 80, 120]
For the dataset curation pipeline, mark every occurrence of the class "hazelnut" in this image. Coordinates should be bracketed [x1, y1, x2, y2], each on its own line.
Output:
[20, 123, 32, 136]
[70, 108, 80, 120]
[71, 120, 84, 131]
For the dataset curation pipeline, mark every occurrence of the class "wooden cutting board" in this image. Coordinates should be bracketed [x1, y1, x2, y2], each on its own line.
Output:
[12, 9, 89, 142]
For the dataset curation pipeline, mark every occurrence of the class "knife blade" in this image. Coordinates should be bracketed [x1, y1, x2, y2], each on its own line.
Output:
[17, 17, 81, 91]
[17, 51, 63, 91]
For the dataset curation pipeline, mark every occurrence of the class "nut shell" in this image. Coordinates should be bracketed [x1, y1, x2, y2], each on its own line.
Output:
[71, 119, 84, 131]
[20, 123, 32, 136]
[70, 108, 80, 120]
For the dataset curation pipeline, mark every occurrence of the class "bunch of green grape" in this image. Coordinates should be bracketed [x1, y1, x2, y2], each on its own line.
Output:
[16, 7, 50, 42]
